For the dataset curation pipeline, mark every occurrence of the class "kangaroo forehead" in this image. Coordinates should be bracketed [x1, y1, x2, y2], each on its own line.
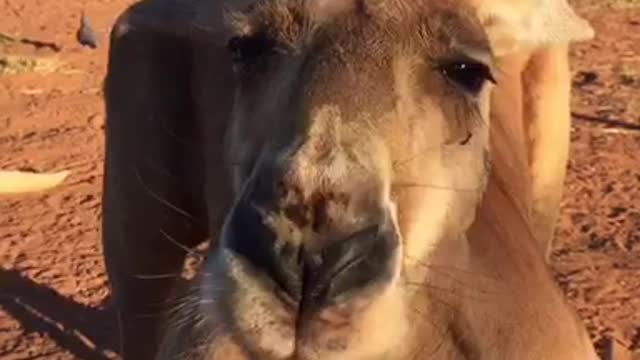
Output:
[227, 0, 493, 57]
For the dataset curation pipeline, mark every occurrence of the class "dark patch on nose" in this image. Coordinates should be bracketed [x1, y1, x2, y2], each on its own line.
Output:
[355, 0, 369, 16]
[310, 193, 329, 233]
[276, 178, 349, 234]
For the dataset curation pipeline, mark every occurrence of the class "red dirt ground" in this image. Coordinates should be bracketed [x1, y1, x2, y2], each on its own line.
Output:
[0, 0, 639, 359]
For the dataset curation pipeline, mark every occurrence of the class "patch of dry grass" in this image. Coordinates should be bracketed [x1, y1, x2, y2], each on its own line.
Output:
[607, 0, 640, 9]
[616, 61, 640, 85]
[573, 0, 640, 9]
[0, 55, 64, 75]
[0, 33, 16, 46]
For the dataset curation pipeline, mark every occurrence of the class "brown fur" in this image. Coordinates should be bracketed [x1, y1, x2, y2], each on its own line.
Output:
[101, 0, 596, 359]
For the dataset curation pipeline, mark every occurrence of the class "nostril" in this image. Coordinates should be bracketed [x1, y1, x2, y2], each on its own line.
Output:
[302, 221, 399, 309]
[224, 202, 303, 302]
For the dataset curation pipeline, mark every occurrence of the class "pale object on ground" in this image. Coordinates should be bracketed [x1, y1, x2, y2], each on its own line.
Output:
[0, 170, 70, 194]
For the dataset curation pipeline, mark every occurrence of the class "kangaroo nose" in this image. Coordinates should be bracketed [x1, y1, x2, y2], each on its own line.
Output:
[222, 195, 400, 310]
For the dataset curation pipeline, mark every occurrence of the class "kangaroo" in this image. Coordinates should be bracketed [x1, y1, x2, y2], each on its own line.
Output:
[101, 0, 595, 358]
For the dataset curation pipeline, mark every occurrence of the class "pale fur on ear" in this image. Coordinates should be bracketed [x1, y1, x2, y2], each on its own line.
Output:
[474, 0, 595, 56]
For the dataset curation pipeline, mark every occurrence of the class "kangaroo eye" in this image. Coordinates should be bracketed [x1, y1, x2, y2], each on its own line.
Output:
[439, 61, 496, 95]
[226, 33, 275, 65]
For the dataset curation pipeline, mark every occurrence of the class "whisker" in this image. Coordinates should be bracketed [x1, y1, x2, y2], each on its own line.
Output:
[405, 256, 501, 283]
[393, 181, 481, 192]
[226, 160, 249, 166]
[424, 267, 498, 294]
[134, 166, 195, 220]
[164, 289, 210, 331]
[402, 280, 496, 303]
[409, 305, 449, 359]
[134, 273, 183, 280]
[160, 116, 192, 146]
[134, 271, 213, 281]
[403, 259, 504, 299]
[135, 311, 166, 319]
[159, 228, 205, 261]
[191, 21, 217, 34]
[392, 144, 440, 169]
[143, 157, 180, 180]
[117, 309, 125, 359]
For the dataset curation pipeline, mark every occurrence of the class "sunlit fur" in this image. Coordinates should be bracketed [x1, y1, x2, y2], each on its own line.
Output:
[102, 0, 596, 359]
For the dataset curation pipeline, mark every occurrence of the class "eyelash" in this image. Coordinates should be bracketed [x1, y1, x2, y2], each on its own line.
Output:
[437, 60, 496, 95]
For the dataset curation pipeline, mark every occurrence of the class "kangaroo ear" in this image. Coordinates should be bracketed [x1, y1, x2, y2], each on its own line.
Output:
[477, 0, 595, 56]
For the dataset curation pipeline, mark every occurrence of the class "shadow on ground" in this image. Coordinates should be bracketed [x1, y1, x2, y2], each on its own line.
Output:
[0, 269, 119, 360]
